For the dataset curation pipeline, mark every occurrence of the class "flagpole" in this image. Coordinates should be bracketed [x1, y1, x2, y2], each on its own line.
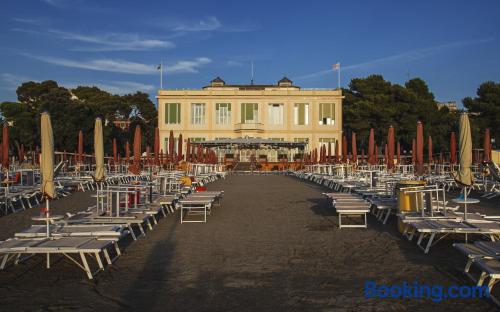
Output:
[338, 63, 341, 89]
[160, 59, 163, 89]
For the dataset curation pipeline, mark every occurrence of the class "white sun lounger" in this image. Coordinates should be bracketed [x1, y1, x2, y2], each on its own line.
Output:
[0, 237, 120, 279]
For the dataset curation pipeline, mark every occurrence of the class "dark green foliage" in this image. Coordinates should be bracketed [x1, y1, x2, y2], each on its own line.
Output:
[463, 81, 500, 149]
[0, 80, 157, 156]
[343, 75, 460, 153]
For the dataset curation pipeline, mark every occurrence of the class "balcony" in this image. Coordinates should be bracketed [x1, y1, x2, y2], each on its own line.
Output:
[234, 123, 264, 133]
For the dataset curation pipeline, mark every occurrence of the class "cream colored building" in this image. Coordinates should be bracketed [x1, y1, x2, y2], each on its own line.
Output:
[157, 77, 343, 159]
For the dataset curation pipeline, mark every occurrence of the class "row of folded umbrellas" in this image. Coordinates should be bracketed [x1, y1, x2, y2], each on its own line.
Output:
[303, 118, 492, 174]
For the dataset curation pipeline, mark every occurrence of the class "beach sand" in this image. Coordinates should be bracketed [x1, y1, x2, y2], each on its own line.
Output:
[0, 175, 496, 311]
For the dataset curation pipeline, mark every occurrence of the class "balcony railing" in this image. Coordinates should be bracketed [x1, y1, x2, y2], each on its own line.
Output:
[234, 123, 264, 132]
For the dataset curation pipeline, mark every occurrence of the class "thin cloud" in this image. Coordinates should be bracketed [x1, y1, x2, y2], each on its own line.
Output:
[11, 27, 174, 51]
[21, 54, 157, 74]
[20, 53, 212, 75]
[174, 16, 222, 32]
[294, 37, 495, 80]
[166, 57, 212, 74]
[12, 17, 45, 25]
[226, 60, 244, 67]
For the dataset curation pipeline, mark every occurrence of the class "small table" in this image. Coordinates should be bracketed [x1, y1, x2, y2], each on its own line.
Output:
[452, 197, 480, 243]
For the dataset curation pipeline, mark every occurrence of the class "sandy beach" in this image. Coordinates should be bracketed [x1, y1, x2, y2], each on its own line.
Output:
[0, 175, 497, 311]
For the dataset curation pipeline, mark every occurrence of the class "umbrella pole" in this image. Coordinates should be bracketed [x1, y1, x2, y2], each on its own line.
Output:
[46, 197, 50, 269]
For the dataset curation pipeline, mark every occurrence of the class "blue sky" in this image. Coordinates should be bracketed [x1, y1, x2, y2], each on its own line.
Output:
[1, 0, 499, 106]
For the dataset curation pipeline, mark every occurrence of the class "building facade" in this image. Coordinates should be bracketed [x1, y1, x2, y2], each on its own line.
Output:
[157, 77, 343, 159]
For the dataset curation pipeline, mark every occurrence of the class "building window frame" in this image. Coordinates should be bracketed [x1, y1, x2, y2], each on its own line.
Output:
[294, 103, 309, 125]
[191, 103, 206, 125]
[319, 103, 335, 125]
[165, 103, 181, 124]
[267, 103, 284, 125]
[241, 103, 259, 124]
[215, 103, 231, 125]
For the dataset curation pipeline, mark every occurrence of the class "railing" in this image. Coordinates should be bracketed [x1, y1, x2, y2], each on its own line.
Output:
[234, 123, 264, 132]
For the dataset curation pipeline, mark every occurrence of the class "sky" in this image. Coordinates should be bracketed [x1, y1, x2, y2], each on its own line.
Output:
[0, 0, 499, 106]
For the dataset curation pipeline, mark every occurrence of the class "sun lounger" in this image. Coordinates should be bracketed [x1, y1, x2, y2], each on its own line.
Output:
[407, 219, 500, 254]
[0, 237, 120, 279]
[14, 224, 126, 239]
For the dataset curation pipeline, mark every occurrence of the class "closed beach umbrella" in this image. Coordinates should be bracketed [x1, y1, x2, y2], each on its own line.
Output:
[352, 132, 357, 164]
[168, 130, 174, 162]
[450, 132, 457, 164]
[342, 135, 348, 163]
[368, 128, 375, 165]
[328, 142, 332, 163]
[334, 141, 339, 163]
[186, 139, 191, 162]
[387, 126, 395, 170]
[125, 141, 130, 163]
[133, 125, 141, 165]
[78, 130, 83, 163]
[2, 123, 9, 169]
[416, 121, 424, 175]
[384, 144, 388, 166]
[112, 138, 117, 164]
[455, 113, 473, 186]
[94, 118, 105, 182]
[154, 127, 160, 165]
[483, 129, 491, 162]
[428, 136, 433, 164]
[178, 134, 183, 162]
[40, 112, 55, 237]
[160, 149, 164, 165]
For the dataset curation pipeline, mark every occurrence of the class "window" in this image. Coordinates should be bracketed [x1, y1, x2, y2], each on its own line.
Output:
[165, 103, 181, 124]
[319, 138, 336, 149]
[216, 103, 231, 125]
[191, 103, 206, 125]
[189, 137, 206, 142]
[294, 103, 309, 125]
[268, 104, 283, 125]
[294, 138, 308, 143]
[241, 103, 259, 123]
[269, 137, 284, 141]
[319, 103, 335, 125]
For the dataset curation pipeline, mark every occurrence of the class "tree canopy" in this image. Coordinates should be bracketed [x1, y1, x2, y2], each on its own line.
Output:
[0, 80, 157, 157]
[343, 75, 460, 154]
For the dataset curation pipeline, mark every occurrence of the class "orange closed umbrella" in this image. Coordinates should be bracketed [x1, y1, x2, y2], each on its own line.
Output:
[77, 130, 83, 163]
[168, 130, 174, 162]
[351, 132, 357, 164]
[178, 133, 183, 162]
[112, 138, 117, 164]
[368, 128, 375, 165]
[154, 127, 160, 165]
[133, 125, 141, 165]
[387, 126, 395, 170]
[342, 135, 348, 163]
[125, 141, 130, 163]
[450, 132, 457, 164]
[483, 129, 491, 162]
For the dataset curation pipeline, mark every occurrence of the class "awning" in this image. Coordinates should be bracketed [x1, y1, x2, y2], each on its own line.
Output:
[193, 137, 307, 149]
